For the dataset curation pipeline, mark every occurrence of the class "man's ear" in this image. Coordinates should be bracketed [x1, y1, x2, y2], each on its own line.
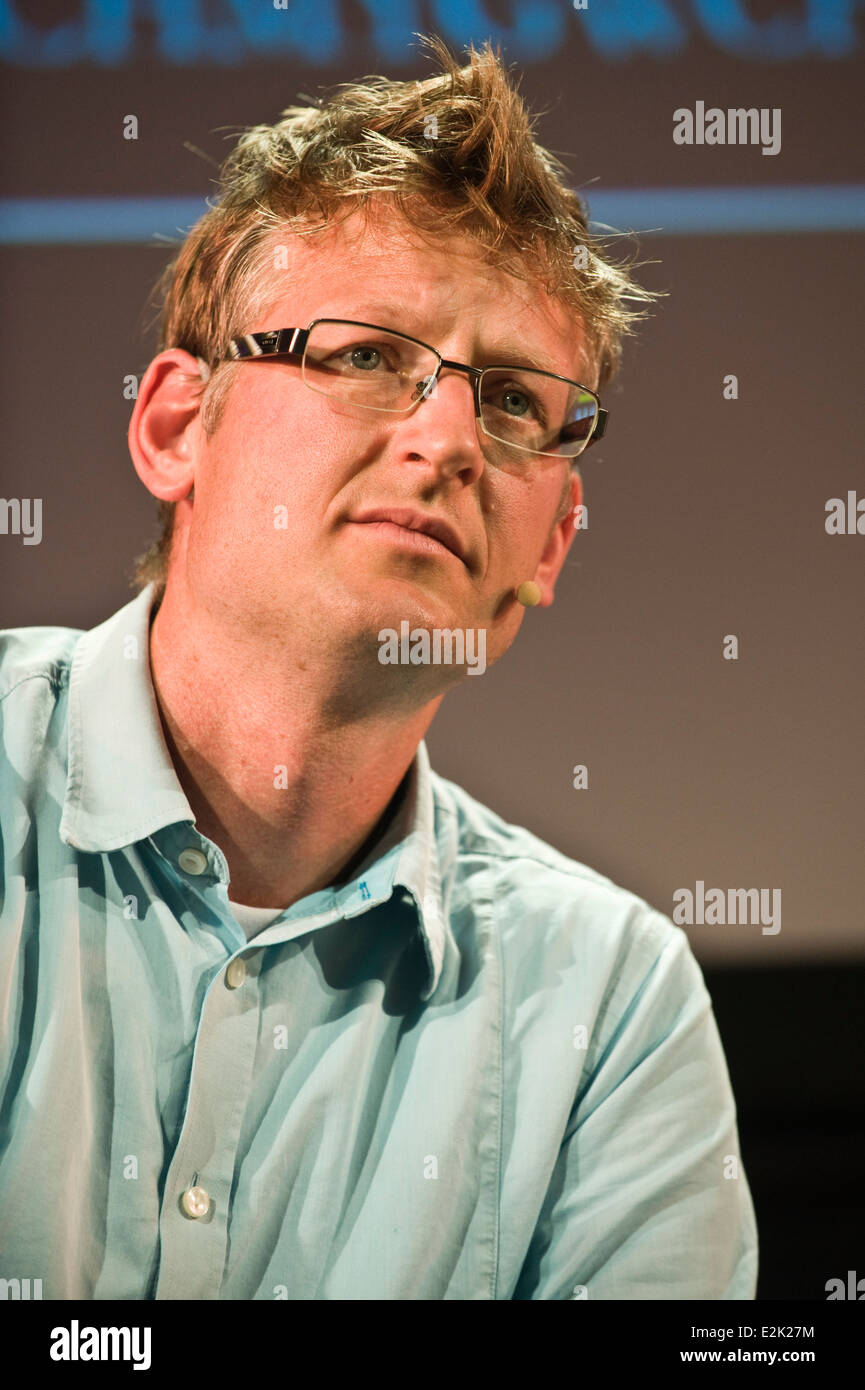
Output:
[529, 467, 583, 608]
[128, 349, 208, 502]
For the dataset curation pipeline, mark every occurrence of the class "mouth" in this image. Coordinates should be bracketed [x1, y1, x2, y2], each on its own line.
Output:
[348, 507, 469, 568]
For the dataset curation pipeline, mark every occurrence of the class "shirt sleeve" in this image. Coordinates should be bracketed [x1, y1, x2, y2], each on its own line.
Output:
[511, 915, 759, 1300]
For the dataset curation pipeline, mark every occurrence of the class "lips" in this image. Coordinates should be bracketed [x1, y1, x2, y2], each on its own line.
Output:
[348, 507, 469, 567]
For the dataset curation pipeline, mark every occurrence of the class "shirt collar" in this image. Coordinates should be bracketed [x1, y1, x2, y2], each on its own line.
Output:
[59, 582, 446, 999]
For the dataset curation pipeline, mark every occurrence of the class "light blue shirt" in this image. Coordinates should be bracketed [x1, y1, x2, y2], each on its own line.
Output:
[0, 584, 757, 1300]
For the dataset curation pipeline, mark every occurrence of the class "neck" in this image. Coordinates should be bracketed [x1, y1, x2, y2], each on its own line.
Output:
[147, 579, 441, 909]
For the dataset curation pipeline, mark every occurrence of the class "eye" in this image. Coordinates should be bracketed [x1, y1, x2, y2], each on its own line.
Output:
[485, 380, 547, 427]
[334, 340, 407, 374]
[346, 344, 385, 371]
[501, 387, 532, 417]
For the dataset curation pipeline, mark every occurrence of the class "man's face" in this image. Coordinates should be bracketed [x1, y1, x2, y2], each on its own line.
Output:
[166, 205, 586, 680]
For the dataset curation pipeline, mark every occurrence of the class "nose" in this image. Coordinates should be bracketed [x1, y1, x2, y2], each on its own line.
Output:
[398, 365, 485, 483]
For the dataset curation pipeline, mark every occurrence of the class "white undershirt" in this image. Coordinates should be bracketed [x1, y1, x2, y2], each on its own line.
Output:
[229, 899, 286, 940]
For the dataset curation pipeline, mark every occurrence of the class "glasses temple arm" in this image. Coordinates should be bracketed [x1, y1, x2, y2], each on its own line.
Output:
[588, 407, 608, 446]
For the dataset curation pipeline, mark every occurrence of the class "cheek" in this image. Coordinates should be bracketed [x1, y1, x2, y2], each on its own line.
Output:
[206, 398, 311, 507]
[485, 476, 563, 573]
[199, 398, 366, 559]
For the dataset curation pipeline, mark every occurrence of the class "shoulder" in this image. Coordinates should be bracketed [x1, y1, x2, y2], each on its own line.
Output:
[430, 767, 694, 988]
[0, 622, 82, 703]
[0, 623, 83, 776]
[429, 771, 716, 1102]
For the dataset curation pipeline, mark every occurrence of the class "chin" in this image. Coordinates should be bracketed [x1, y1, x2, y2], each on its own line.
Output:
[343, 572, 462, 630]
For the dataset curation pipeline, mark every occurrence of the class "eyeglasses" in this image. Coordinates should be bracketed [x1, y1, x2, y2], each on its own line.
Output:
[224, 319, 608, 461]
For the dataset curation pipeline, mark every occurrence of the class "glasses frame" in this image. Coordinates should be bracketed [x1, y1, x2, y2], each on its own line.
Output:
[224, 318, 608, 460]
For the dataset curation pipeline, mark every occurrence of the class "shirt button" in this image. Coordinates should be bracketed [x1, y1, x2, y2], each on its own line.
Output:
[225, 957, 247, 989]
[181, 1185, 211, 1219]
[178, 848, 209, 875]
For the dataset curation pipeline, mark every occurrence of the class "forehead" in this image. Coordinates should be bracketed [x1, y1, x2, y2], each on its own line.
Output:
[254, 203, 583, 371]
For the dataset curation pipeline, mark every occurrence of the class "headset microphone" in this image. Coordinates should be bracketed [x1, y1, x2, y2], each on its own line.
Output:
[515, 581, 542, 607]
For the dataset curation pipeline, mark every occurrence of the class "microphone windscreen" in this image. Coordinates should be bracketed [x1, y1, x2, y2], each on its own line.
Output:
[516, 581, 542, 607]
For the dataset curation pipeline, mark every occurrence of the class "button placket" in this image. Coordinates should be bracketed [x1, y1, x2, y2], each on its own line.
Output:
[153, 953, 262, 1299]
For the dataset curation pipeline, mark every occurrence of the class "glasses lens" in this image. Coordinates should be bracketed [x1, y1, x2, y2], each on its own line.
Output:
[480, 368, 598, 458]
[302, 321, 439, 411]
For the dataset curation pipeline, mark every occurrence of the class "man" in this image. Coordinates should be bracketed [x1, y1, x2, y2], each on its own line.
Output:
[0, 38, 757, 1299]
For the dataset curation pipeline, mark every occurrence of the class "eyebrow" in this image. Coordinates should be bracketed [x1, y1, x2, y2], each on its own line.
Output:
[318, 303, 577, 380]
